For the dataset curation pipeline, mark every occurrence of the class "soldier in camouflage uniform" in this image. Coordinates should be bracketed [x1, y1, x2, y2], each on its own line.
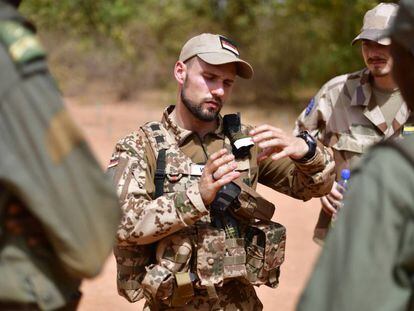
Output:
[0, 1, 121, 310]
[109, 33, 335, 310]
[298, 2, 414, 309]
[294, 3, 414, 244]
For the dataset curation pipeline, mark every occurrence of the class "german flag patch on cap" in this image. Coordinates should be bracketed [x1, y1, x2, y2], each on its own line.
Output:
[220, 36, 239, 56]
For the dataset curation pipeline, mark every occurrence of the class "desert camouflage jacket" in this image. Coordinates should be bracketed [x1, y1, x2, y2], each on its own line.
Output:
[294, 68, 411, 176]
[109, 105, 334, 246]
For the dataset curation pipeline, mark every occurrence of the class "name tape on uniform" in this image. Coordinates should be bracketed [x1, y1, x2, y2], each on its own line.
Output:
[190, 164, 205, 176]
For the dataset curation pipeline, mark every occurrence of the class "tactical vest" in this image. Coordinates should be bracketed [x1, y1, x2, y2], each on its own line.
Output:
[115, 119, 286, 307]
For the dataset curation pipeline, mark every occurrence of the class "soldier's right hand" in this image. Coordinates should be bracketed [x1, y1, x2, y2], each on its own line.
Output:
[199, 149, 240, 206]
[320, 181, 343, 216]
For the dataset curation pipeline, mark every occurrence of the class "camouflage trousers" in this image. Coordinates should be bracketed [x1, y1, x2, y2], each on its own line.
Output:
[143, 280, 263, 311]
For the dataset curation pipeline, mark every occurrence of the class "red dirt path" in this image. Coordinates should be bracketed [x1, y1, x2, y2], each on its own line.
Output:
[66, 98, 321, 311]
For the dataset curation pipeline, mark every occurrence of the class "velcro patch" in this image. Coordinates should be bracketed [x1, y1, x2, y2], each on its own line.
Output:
[190, 164, 204, 176]
[305, 98, 315, 116]
[220, 36, 239, 56]
[0, 21, 45, 65]
[108, 156, 119, 168]
[403, 125, 414, 136]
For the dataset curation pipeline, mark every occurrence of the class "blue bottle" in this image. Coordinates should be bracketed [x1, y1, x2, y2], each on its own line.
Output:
[331, 169, 351, 226]
[337, 169, 351, 194]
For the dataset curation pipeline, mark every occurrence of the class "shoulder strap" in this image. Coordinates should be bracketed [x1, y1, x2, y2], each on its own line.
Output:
[141, 122, 170, 199]
[141, 122, 170, 154]
[0, 20, 45, 66]
[154, 149, 166, 199]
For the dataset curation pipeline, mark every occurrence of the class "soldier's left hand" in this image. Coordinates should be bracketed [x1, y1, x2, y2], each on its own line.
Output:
[250, 125, 309, 162]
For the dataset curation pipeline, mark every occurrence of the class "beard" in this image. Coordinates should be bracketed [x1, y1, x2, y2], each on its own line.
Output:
[368, 58, 392, 77]
[370, 67, 391, 77]
[180, 80, 222, 122]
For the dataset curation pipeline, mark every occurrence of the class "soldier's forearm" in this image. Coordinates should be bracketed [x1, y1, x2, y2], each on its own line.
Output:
[289, 146, 335, 200]
[117, 185, 208, 245]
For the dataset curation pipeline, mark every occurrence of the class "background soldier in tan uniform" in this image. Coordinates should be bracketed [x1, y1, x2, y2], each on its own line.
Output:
[0, 1, 120, 310]
[294, 3, 413, 244]
[109, 33, 334, 310]
[298, 1, 414, 309]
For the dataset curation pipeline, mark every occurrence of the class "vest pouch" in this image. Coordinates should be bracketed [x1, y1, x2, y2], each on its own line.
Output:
[232, 180, 275, 221]
[155, 230, 194, 307]
[141, 264, 174, 306]
[196, 224, 225, 289]
[245, 221, 286, 288]
[114, 245, 154, 303]
[156, 230, 193, 273]
[223, 238, 247, 280]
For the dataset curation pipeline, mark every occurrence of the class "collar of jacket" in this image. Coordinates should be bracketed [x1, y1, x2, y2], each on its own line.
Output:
[161, 105, 225, 146]
[347, 69, 409, 136]
[350, 68, 372, 107]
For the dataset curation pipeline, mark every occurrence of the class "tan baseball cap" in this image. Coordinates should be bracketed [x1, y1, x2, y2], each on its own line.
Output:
[179, 33, 253, 79]
[352, 3, 398, 45]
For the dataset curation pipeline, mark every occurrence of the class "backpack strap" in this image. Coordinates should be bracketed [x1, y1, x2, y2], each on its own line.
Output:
[154, 149, 166, 199]
[141, 122, 171, 199]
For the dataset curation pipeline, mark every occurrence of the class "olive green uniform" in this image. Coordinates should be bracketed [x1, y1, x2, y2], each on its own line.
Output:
[0, 2, 120, 310]
[297, 135, 414, 311]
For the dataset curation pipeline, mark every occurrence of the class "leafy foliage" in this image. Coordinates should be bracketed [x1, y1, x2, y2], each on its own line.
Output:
[20, 0, 398, 106]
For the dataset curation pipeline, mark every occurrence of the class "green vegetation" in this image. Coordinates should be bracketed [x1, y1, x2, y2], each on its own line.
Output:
[21, 0, 397, 108]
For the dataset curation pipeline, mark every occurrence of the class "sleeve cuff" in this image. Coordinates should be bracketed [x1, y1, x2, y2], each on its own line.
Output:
[174, 183, 209, 225]
[186, 183, 208, 215]
[292, 145, 326, 175]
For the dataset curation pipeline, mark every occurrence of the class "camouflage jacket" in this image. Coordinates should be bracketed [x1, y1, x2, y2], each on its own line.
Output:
[109, 105, 335, 247]
[294, 68, 411, 177]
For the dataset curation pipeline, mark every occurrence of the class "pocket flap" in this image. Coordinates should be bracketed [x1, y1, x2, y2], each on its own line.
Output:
[196, 225, 225, 287]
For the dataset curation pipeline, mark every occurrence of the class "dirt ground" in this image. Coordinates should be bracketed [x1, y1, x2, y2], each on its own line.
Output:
[66, 96, 322, 311]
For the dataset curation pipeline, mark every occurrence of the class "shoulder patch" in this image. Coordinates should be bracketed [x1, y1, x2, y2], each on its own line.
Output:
[0, 21, 46, 65]
[403, 124, 414, 137]
[305, 98, 315, 116]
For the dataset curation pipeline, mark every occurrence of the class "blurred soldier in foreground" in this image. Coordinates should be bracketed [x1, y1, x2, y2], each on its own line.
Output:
[0, 1, 120, 310]
[297, 1, 414, 310]
[108, 33, 334, 310]
[294, 2, 413, 244]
